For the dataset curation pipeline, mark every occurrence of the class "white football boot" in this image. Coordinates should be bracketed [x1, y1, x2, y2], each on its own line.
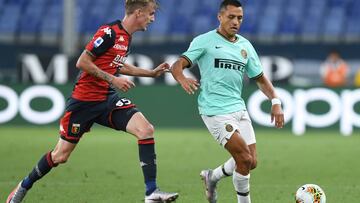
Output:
[200, 169, 218, 203]
[144, 188, 179, 203]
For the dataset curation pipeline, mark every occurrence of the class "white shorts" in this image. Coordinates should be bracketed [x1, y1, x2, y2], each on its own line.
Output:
[201, 111, 256, 147]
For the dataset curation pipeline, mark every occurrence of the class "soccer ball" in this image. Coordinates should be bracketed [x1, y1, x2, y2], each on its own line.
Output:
[295, 184, 326, 203]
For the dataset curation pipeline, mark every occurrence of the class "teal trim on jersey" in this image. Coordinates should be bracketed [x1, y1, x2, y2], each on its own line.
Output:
[182, 30, 263, 116]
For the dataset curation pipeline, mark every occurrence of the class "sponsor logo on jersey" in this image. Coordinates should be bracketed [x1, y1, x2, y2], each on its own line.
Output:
[118, 35, 125, 42]
[110, 54, 127, 67]
[94, 37, 104, 48]
[214, 58, 245, 72]
[71, 123, 80, 134]
[113, 44, 128, 51]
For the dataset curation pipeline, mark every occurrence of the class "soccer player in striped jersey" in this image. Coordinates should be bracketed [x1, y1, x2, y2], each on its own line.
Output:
[6, 1, 178, 202]
[171, 0, 284, 202]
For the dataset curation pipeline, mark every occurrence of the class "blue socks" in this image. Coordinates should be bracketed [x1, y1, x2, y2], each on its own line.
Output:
[21, 151, 57, 190]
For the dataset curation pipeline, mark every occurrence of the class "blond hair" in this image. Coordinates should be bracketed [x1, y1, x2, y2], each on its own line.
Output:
[125, 0, 159, 15]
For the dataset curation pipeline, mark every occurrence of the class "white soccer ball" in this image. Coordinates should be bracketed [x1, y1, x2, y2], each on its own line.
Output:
[295, 184, 326, 203]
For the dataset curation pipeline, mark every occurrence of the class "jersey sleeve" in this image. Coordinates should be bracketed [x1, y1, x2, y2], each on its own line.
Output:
[181, 36, 206, 67]
[85, 26, 116, 57]
[245, 42, 263, 79]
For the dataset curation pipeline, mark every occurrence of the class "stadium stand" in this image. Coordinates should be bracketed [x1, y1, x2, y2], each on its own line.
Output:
[0, 0, 359, 44]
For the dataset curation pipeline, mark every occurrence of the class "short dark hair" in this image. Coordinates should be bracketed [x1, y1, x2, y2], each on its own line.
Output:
[125, 0, 159, 15]
[219, 0, 242, 11]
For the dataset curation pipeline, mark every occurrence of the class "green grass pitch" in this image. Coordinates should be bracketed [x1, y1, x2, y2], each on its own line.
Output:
[0, 126, 359, 202]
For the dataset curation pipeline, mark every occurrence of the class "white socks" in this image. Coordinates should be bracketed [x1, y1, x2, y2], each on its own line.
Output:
[211, 158, 235, 182]
[233, 171, 251, 203]
[210, 158, 251, 203]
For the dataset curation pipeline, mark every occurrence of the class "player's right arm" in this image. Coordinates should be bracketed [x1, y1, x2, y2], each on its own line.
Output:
[76, 51, 135, 92]
[171, 36, 206, 95]
[171, 57, 199, 95]
[77, 26, 135, 92]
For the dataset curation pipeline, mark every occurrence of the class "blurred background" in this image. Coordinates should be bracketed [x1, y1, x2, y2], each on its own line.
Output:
[0, 0, 359, 135]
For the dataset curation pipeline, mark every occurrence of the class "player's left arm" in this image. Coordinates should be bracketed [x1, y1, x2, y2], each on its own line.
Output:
[255, 74, 284, 128]
[119, 62, 170, 77]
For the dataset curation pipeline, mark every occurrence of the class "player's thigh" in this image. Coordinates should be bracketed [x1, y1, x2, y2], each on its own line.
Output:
[60, 102, 100, 144]
[225, 130, 251, 156]
[224, 130, 252, 173]
[95, 106, 139, 132]
[95, 95, 138, 132]
[95, 104, 156, 140]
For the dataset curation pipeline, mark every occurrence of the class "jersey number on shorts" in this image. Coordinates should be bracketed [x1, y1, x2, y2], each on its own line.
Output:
[116, 98, 132, 107]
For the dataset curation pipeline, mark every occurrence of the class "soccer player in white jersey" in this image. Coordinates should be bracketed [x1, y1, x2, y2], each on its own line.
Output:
[171, 0, 284, 202]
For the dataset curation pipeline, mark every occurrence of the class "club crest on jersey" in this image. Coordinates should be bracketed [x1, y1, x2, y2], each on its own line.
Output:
[241, 49, 248, 59]
[71, 123, 80, 134]
[94, 37, 104, 48]
[225, 123, 233, 132]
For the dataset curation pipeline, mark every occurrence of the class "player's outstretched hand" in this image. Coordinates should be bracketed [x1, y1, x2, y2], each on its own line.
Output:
[271, 104, 284, 128]
[152, 63, 170, 77]
[112, 77, 135, 92]
[178, 77, 199, 95]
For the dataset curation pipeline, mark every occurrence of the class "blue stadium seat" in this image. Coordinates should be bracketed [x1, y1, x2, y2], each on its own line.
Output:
[191, 14, 213, 35]
[279, 16, 300, 36]
[240, 6, 258, 35]
[345, 19, 360, 36]
[158, 0, 176, 11]
[279, 1, 305, 36]
[6, 0, 27, 6]
[0, 5, 21, 33]
[323, 8, 345, 37]
[30, 0, 47, 4]
[173, 0, 198, 18]
[302, 16, 322, 38]
[83, 5, 111, 34]
[198, 0, 219, 14]
[147, 10, 170, 36]
[242, 0, 267, 9]
[0, 0, 6, 9]
[347, 0, 360, 18]
[0, 0, 359, 43]
[39, 4, 63, 35]
[257, 6, 282, 38]
[18, 4, 45, 34]
[105, 0, 125, 23]
[328, 0, 351, 8]
[169, 15, 191, 35]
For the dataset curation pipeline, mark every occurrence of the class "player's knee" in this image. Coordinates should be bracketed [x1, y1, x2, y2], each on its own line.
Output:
[52, 152, 70, 164]
[136, 124, 155, 139]
[251, 158, 257, 170]
[235, 153, 252, 169]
